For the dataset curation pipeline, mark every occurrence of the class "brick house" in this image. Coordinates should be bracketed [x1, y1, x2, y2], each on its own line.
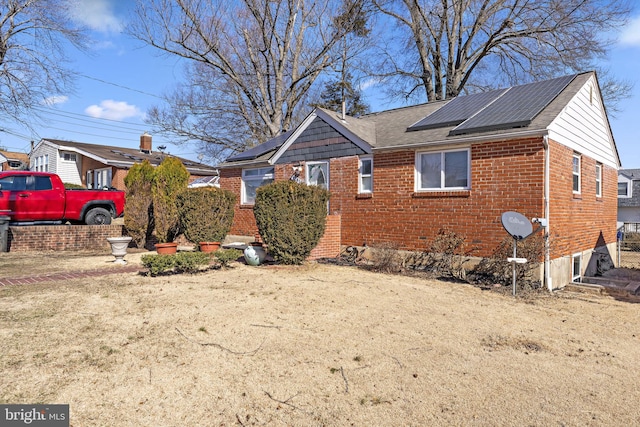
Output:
[618, 169, 640, 231]
[29, 133, 217, 191]
[0, 150, 29, 171]
[218, 72, 619, 290]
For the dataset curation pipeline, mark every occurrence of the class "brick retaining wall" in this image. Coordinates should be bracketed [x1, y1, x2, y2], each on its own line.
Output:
[6, 224, 124, 252]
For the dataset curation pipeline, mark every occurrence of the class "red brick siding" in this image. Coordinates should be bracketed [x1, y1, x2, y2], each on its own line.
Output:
[308, 215, 341, 260]
[7, 224, 124, 252]
[339, 139, 546, 257]
[547, 139, 617, 259]
[219, 137, 617, 262]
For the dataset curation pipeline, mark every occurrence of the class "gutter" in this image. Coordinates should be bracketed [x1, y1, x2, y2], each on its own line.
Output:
[372, 128, 548, 152]
[542, 135, 552, 291]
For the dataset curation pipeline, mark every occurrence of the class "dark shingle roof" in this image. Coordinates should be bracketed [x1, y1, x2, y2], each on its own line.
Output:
[220, 72, 598, 165]
[619, 169, 640, 180]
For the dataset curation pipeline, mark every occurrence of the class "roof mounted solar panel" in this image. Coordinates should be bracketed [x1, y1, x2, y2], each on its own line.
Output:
[407, 88, 507, 132]
[449, 74, 577, 136]
[225, 131, 291, 162]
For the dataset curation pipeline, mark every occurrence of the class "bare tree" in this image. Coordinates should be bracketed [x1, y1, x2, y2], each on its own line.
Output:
[129, 0, 368, 161]
[373, 0, 632, 110]
[0, 0, 87, 125]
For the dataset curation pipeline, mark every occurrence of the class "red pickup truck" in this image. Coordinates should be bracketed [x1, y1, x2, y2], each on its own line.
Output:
[0, 171, 125, 225]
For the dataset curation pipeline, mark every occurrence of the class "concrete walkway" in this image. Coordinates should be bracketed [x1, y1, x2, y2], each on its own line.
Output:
[0, 265, 142, 287]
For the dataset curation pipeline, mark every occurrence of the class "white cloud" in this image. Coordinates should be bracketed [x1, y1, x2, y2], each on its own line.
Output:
[42, 95, 69, 106]
[85, 100, 143, 120]
[70, 0, 123, 33]
[620, 16, 640, 46]
[359, 77, 384, 91]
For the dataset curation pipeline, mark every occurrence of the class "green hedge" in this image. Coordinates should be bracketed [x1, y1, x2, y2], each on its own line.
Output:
[176, 187, 236, 244]
[253, 181, 330, 264]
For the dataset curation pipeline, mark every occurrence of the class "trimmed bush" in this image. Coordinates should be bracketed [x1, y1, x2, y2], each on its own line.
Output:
[141, 251, 211, 276]
[151, 157, 189, 243]
[253, 180, 330, 264]
[214, 248, 242, 268]
[124, 160, 155, 248]
[176, 187, 236, 244]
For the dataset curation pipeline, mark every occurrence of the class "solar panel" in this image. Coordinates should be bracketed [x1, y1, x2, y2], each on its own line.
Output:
[449, 74, 576, 136]
[407, 88, 507, 131]
[225, 131, 291, 162]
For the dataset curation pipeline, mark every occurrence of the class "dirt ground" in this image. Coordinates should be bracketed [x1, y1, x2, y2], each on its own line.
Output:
[1, 251, 639, 426]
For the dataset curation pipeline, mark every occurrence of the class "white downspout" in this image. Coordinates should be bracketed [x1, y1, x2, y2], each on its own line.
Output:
[543, 135, 552, 291]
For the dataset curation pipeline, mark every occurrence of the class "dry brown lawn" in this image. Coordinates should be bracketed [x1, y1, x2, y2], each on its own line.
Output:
[1, 251, 639, 426]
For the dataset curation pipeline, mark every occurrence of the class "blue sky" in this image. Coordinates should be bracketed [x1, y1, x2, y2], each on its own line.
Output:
[0, 0, 639, 168]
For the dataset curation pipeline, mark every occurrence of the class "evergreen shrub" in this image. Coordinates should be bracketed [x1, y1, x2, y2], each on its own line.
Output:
[141, 251, 211, 276]
[124, 160, 155, 248]
[151, 157, 189, 243]
[176, 187, 236, 244]
[253, 180, 330, 265]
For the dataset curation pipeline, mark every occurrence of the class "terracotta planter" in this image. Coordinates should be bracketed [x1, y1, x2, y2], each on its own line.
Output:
[199, 242, 221, 253]
[155, 242, 178, 254]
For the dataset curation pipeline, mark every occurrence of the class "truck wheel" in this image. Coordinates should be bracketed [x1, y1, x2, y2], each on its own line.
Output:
[85, 208, 112, 225]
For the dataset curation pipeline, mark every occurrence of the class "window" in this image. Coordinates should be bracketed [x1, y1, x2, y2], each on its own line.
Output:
[571, 253, 582, 283]
[93, 168, 112, 189]
[33, 155, 49, 172]
[358, 156, 373, 193]
[62, 152, 77, 162]
[416, 149, 469, 191]
[242, 167, 274, 204]
[618, 180, 632, 198]
[306, 162, 329, 189]
[572, 153, 581, 193]
[595, 163, 602, 197]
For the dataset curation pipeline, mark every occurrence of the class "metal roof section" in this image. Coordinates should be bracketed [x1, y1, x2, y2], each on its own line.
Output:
[449, 74, 577, 136]
[407, 88, 508, 131]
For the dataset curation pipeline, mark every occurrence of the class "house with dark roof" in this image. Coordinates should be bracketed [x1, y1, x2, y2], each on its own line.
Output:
[0, 150, 29, 171]
[218, 71, 620, 290]
[618, 168, 640, 231]
[29, 133, 217, 191]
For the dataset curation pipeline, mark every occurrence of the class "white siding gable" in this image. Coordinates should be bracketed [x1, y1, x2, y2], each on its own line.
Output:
[548, 75, 618, 169]
[56, 150, 82, 185]
[30, 141, 58, 174]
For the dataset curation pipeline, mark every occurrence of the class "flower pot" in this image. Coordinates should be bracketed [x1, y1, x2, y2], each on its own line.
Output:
[244, 243, 266, 266]
[199, 242, 221, 253]
[107, 236, 133, 264]
[155, 242, 178, 254]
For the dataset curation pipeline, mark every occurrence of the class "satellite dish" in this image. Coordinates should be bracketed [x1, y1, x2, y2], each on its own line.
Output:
[501, 211, 533, 240]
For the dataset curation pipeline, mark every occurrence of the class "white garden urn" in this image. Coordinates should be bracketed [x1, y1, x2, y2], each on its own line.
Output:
[107, 236, 133, 264]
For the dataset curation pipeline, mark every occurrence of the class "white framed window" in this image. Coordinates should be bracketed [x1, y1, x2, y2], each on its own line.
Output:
[572, 153, 581, 193]
[61, 152, 77, 162]
[571, 253, 582, 282]
[618, 177, 632, 198]
[416, 148, 470, 191]
[44, 154, 48, 172]
[94, 167, 112, 189]
[358, 156, 373, 193]
[595, 163, 602, 197]
[242, 166, 274, 204]
[306, 161, 329, 189]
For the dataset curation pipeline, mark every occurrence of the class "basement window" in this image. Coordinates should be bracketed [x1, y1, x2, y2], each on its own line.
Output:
[571, 253, 582, 283]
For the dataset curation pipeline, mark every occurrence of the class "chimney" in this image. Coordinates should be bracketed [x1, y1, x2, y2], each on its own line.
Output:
[140, 132, 152, 153]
